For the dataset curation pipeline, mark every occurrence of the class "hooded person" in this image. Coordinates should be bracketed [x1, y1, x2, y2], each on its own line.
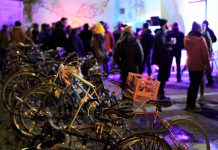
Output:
[114, 26, 144, 90]
[184, 21, 210, 112]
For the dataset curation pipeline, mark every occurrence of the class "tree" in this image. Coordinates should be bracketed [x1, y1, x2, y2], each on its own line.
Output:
[23, 0, 39, 22]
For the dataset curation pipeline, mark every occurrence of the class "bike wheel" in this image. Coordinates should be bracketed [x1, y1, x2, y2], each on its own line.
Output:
[118, 134, 171, 150]
[163, 118, 210, 150]
[10, 83, 63, 138]
[2, 71, 44, 111]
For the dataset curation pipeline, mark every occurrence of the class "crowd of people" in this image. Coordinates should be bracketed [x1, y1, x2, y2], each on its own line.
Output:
[0, 17, 217, 112]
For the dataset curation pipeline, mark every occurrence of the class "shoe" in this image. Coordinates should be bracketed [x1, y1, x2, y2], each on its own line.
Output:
[185, 105, 201, 112]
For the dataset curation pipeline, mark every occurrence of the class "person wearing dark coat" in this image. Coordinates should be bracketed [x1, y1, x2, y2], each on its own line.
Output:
[0, 24, 10, 71]
[202, 20, 217, 86]
[66, 29, 84, 57]
[202, 20, 217, 44]
[152, 18, 172, 100]
[31, 23, 39, 44]
[167, 22, 185, 82]
[38, 23, 51, 50]
[140, 22, 154, 75]
[79, 23, 93, 55]
[114, 26, 144, 89]
[113, 21, 123, 44]
[51, 21, 67, 49]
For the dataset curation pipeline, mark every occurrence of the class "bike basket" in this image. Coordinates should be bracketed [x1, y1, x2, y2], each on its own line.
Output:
[127, 72, 160, 101]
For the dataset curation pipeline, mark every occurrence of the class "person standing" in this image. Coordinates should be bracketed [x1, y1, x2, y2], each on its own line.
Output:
[202, 20, 217, 86]
[31, 23, 39, 44]
[79, 23, 93, 55]
[167, 22, 185, 82]
[66, 28, 84, 57]
[198, 23, 213, 101]
[0, 25, 10, 71]
[90, 23, 107, 74]
[10, 21, 32, 44]
[51, 18, 68, 49]
[38, 23, 51, 50]
[104, 23, 115, 72]
[113, 21, 123, 44]
[184, 22, 211, 112]
[152, 18, 172, 100]
[140, 22, 154, 76]
[114, 26, 144, 89]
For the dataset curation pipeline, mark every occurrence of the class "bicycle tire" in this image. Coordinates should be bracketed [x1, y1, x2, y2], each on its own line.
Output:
[118, 134, 171, 150]
[10, 83, 63, 138]
[2, 71, 44, 111]
[163, 118, 210, 150]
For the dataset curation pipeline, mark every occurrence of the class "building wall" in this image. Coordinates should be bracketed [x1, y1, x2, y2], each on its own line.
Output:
[116, 0, 161, 31]
[31, 0, 160, 31]
[32, 0, 117, 31]
[0, 0, 23, 29]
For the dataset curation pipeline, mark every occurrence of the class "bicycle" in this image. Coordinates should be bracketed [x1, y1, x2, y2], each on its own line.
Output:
[17, 96, 171, 150]
[10, 63, 110, 138]
[109, 77, 210, 150]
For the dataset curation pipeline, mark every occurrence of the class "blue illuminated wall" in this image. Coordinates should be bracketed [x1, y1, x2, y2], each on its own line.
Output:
[0, 0, 23, 29]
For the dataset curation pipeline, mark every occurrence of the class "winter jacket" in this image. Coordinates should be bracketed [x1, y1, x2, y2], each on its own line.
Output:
[152, 29, 171, 65]
[10, 26, 31, 44]
[167, 29, 184, 53]
[0, 30, 10, 50]
[184, 31, 210, 71]
[67, 31, 84, 57]
[79, 29, 93, 53]
[140, 29, 153, 59]
[104, 31, 114, 52]
[114, 36, 144, 72]
[90, 34, 106, 63]
[206, 27, 217, 43]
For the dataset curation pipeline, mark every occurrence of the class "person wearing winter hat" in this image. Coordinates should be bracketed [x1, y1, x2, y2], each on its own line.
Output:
[114, 25, 144, 91]
[191, 21, 201, 33]
[93, 23, 105, 35]
[90, 23, 108, 74]
[202, 20, 216, 86]
[184, 21, 211, 112]
[123, 26, 132, 34]
[152, 18, 172, 100]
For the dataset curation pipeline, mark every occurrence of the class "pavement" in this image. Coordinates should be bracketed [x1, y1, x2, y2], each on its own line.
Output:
[105, 71, 218, 150]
